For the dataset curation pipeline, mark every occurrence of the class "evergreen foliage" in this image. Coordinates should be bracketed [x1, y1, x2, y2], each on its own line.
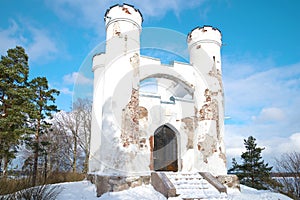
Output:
[0, 46, 30, 176]
[0, 46, 59, 185]
[26, 77, 60, 186]
[229, 136, 273, 189]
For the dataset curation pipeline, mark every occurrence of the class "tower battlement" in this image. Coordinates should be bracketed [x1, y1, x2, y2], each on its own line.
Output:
[187, 26, 222, 48]
[104, 4, 142, 56]
[104, 4, 143, 29]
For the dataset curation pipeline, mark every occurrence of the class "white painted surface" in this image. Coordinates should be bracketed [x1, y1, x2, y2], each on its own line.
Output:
[89, 4, 227, 176]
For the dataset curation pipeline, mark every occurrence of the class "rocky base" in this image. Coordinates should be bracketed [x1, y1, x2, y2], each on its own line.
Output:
[87, 174, 151, 197]
[216, 174, 240, 191]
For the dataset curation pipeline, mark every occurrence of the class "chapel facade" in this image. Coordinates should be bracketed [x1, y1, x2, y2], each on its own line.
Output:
[89, 4, 227, 177]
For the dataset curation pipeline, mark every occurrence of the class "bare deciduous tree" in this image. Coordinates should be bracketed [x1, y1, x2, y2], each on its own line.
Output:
[54, 110, 80, 173]
[45, 98, 92, 173]
[274, 151, 300, 200]
[44, 120, 73, 172]
[73, 98, 92, 173]
[32, 98, 92, 174]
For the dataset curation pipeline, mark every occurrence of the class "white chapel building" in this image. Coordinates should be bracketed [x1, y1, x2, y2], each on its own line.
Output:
[89, 4, 227, 178]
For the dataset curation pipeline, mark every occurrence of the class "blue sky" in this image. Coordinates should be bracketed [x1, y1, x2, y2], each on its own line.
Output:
[1, 0, 300, 167]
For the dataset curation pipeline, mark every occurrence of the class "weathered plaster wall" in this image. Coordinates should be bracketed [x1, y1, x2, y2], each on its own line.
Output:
[89, 4, 227, 176]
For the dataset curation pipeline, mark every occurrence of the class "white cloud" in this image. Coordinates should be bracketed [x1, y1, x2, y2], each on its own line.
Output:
[0, 20, 22, 55]
[224, 127, 249, 167]
[225, 132, 300, 168]
[224, 61, 300, 128]
[223, 57, 300, 167]
[44, 0, 209, 51]
[26, 27, 59, 62]
[0, 19, 60, 64]
[46, 0, 208, 30]
[276, 133, 300, 153]
[63, 72, 93, 85]
[127, 0, 206, 18]
[45, 0, 106, 29]
[252, 107, 285, 123]
[259, 133, 300, 166]
[59, 87, 73, 95]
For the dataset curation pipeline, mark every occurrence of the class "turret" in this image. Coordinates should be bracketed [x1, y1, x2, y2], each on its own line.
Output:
[187, 26, 222, 73]
[104, 4, 143, 56]
[187, 26, 226, 175]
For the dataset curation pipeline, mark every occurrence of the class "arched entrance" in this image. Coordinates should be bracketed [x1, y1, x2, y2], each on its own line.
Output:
[153, 124, 178, 171]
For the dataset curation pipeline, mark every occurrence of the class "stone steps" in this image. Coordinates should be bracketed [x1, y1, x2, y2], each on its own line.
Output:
[151, 172, 228, 199]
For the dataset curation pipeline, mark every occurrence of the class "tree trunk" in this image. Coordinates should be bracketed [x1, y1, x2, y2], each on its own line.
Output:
[0, 157, 2, 176]
[83, 149, 89, 173]
[3, 155, 8, 178]
[72, 133, 77, 173]
[49, 153, 53, 172]
[44, 152, 47, 183]
[32, 118, 40, 186]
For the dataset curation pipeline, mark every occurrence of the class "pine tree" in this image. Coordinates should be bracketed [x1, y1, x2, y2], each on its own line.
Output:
[229, 136, 273, 189]
[0, 46, 30, 176]
[26, 77, 59, 186]
[0, 46, 60, 183]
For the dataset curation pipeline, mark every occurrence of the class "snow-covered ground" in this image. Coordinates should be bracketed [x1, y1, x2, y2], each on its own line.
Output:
[227, 185, 291, 200]
[55, 180, 292, 200]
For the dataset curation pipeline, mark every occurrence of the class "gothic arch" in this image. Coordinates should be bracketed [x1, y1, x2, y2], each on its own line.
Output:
[152, 123, 181, 172]
[140, 73, 194, 95]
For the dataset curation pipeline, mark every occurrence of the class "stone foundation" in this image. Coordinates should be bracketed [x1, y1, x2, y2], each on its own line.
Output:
[87, 173, 239, 197]
[87, 174, 151, 197]
[216, 174, 240, 191]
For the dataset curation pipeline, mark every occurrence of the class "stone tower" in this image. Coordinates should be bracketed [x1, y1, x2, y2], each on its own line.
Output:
[89, 4, 143, 174]
[187, 27, 226, 174]
[89, 4, 227, 189]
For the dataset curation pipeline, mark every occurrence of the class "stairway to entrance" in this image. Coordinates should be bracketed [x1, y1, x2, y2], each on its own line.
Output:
[151, 172, 228, 199]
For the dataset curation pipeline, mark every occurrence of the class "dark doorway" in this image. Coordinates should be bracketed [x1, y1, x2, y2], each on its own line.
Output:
[153, 124, 178, 171]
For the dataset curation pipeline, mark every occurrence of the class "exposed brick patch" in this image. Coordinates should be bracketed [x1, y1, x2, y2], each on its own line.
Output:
[121, 88, 140, 147]
[181, 117, 194, 149]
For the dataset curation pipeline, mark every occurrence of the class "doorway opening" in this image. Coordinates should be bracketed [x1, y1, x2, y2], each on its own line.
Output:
[153, 124, 178, 171]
